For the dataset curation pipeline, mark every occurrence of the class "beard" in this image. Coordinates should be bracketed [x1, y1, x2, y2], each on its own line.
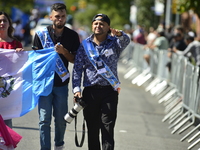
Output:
[54, 23, 65, 29]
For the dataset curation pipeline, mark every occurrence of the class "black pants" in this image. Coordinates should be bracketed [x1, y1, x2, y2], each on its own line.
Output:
[82, 86, 118, 150]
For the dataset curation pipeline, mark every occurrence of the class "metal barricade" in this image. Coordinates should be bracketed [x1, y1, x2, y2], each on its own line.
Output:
[168, 62, 194, 134]
[149, 50, 169, 95]
[174, 55, 187, 94]
[149, 49, 158, 77]
[183, 63, 195, 109]
[178, 66, 200, 150]
[157, 53, 184, 104]
[180, 66, 200, 142]
[145, 49, 168, 92]
[160, 54, 187, 122]
[168, 53, 187, 93]
[156, 50, 169, 80]
[123, 43, 146, 80]
[121, 42, 200, 149]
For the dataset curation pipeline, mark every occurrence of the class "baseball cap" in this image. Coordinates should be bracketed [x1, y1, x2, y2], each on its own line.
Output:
[92, 14, 110, 25]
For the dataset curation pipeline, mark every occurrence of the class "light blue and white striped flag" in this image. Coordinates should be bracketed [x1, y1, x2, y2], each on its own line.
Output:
[0, 47, 56, 120]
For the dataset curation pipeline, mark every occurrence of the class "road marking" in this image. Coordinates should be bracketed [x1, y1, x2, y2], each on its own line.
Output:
[119, 130, 127, 133]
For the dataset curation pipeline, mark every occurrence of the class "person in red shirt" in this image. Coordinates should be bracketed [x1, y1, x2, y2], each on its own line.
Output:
[0, 11, 24, 128]
[0, 11, 23, 51]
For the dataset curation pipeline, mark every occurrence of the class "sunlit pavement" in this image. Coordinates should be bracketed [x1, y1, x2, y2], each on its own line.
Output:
[13, 53, 199, 150]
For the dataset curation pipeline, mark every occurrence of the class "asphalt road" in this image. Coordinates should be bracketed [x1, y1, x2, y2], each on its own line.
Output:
[12, 62, 200, 150]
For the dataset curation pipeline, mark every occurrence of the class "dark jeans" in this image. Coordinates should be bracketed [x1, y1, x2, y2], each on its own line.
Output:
[4, 119, 12, 128]
[82, 86, 118, 150]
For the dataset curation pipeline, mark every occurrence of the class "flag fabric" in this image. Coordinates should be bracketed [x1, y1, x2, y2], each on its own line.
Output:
[11, 7, 29, 27]
[0, 47, 56, 120]
[0, 115, 22, 149]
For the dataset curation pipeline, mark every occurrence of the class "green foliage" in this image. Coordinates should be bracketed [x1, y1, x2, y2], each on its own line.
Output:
[65, 0, 162, 32]
[74, 5, 98, 27]
[134, 0, 159, 31]
[71, 0, 132, 30]
[0, 0, 34, 15]
[177, 0, 200, 18]
[0, 0, 161, 33]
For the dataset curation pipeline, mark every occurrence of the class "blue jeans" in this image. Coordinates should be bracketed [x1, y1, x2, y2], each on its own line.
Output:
[38, 84, 69, 150]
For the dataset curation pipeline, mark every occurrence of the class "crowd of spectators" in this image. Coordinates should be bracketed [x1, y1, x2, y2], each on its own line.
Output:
[121, 22, 200, 72]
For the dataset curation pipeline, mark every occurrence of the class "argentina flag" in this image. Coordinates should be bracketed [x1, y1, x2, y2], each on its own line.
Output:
[0, 47, 56, 120]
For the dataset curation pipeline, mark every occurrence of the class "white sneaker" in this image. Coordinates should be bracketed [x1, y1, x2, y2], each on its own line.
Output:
[54, 145, 64, 150]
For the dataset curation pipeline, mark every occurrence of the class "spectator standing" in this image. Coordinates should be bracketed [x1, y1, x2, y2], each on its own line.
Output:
[146, 27, 157, 47]
[174, 31, 200, 66]
[22, 21, 31, 46]
[0, 11, 24, 128]
[144, 29, 169, 65]
[13, 19, 23, 42]
[167, 25, 187, 71]
[120, 24, 134, 63]
[150, 30, 169, 50]
[72, 13, 130, 150]
[133, 25, 146, 45]
[165, 24, 174, 44]
[168, 25, 187, 53]
[32, 3, 80, 150]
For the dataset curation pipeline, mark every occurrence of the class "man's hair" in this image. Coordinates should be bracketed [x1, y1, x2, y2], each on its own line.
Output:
[175, 25, 184, 33]
[51, 3, 67, 12]
[185, 35, 194, 42]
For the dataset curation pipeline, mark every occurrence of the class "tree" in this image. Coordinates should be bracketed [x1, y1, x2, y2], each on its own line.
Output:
[134, 0, 160, 31]
[87, 0, 132, 24]
[0, 0, 34, 15]
[65, 0, 133, 30]
[178, 0, 200, 18]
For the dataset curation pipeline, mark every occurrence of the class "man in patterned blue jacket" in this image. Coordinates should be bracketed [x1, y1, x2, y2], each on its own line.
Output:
[72, 14, 130, 150]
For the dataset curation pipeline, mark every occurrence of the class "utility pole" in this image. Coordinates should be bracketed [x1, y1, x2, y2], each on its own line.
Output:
[165, 0, 172, 27]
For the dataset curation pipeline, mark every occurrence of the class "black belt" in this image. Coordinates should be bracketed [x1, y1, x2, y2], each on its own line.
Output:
[87, 85, 112, 89]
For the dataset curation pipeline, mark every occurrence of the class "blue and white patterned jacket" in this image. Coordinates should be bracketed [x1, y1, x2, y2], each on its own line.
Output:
[72, 31, 130, 93]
